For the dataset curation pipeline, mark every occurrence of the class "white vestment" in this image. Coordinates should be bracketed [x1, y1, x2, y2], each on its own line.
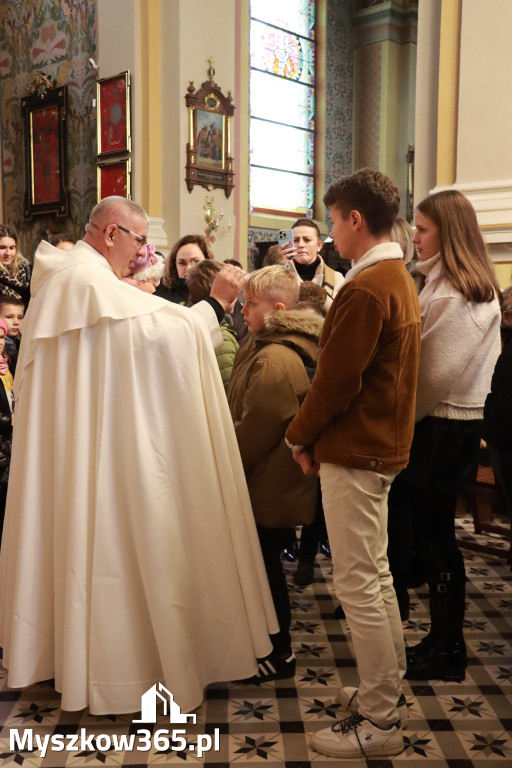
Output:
[0, 241, 277, 715]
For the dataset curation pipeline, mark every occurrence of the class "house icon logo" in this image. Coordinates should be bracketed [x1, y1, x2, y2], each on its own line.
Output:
[133, 683, 197, 724]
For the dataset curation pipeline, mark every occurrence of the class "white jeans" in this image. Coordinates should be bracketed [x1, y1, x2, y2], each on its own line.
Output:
[320, 463, 405, 728]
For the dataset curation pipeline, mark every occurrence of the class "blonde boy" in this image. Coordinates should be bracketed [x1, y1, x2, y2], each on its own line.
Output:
[228, 265, 322, 681]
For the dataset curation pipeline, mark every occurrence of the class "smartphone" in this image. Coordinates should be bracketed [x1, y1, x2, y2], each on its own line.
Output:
[277, 228, 294, 250]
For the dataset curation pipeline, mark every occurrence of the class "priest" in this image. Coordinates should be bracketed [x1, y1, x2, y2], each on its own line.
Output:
[0, 196, 277, 715]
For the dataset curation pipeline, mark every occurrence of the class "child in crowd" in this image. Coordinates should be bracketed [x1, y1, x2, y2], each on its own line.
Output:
[187, 260, 239, 390]
[0, 318, 13, 538]
[121, 243, 164, 294]
[227, 264, 323, 679]
[0, 296, 24, 374]
[263, 244, 288, 267]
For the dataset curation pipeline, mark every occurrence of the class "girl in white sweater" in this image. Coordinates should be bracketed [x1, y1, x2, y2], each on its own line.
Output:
[398, 190, 501, 682]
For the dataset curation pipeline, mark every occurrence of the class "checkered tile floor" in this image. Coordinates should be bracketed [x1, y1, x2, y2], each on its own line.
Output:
[0, 516, 510, 767]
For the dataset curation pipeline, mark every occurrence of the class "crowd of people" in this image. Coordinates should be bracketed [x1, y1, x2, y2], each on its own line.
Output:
[0, 168, 506, 760]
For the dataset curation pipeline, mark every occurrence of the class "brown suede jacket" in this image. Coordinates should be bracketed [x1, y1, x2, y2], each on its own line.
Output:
[286, 250, 421, 472]
[228, 309, 323, 528]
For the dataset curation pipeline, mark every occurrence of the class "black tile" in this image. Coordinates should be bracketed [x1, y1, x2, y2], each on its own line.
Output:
[426, 718, 455, 731]
[205, 722, 229, 734]
[285, 762, 312, 768]
[410, 684, 436, 696]
[205, 688, 229, 699]
[478, 684, 502, 694]
[275, 688, 298, 698]
[280, 721, 305, 733]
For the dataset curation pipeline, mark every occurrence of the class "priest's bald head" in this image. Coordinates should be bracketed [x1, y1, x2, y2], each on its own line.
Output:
[83, 196, 148, 278]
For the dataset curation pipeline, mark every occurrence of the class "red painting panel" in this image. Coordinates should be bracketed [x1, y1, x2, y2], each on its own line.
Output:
[97, 73, 130, 156]
[31, 105, 60, 204]
[98, 160, 130, 201]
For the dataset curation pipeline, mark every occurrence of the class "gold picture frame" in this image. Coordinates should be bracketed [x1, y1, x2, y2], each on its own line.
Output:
[185, 64, 235, 198]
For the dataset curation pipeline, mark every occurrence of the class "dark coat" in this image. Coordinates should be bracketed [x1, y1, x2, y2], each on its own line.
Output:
[154, 277, 188, 304]
[483, 334, 512, 450]
[228, 309, 323, 528]
[0, 378, 12, 493]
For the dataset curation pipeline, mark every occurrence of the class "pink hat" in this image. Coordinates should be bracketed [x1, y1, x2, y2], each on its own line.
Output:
[0, 318, 7, 337]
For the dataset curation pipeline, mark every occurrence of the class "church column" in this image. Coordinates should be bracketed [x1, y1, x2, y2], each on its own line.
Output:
[352, 1, 418, 218]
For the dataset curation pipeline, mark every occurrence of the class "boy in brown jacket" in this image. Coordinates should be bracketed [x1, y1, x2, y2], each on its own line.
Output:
[286, 169, 421, 759]
[228, 265, 322, 681]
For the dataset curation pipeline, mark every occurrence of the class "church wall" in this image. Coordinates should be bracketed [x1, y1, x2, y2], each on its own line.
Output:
[96, 0, 237, 260]
[457, 0, 512, 185]
[416, 0, 512, 283]
[0, 0, 96, 259]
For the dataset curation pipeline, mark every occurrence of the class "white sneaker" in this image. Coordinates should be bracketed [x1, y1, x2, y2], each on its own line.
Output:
[311, 712, 404, 759]
[337, 685, 408, 725]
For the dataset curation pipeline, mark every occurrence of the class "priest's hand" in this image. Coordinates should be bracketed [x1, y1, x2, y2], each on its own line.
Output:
[292, 448, 320, 476]
[210, 264, 248, 311]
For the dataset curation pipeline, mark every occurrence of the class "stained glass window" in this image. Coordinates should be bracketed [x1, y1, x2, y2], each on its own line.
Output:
[250, 0, 316, 217]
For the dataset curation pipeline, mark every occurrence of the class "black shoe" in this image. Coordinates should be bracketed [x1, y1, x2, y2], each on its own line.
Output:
[334, 604, 346, 620]
[405, 639, 466, 682]
[240, 651, 297, 683]
[294, 561, 315, 586]
[318, 541, 332, 558]
[282, 542, 299, 562]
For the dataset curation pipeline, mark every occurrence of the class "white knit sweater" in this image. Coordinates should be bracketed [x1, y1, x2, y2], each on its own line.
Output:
[415, 254, 501, 422]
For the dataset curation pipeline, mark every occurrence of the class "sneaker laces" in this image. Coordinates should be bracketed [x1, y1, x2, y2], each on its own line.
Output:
[332, 712, 365, 734]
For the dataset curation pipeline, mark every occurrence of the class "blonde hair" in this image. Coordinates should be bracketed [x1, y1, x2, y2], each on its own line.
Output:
[391, 217, 415, 265]
[416, 190, 500, 303]
[245, 265, 300, 308]
[0, 224, 24, 277]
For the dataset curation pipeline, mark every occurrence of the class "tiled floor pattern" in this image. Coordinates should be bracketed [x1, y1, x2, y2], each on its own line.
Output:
[0, 517, 510, 767]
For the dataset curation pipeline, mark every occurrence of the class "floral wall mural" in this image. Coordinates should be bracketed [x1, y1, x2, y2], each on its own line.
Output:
[0, 0, 96, 260]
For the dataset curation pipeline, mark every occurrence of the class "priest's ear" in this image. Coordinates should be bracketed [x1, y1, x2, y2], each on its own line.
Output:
[104, 224, 116, 247]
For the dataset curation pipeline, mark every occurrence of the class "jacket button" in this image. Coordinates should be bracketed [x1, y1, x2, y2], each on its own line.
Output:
[370, 460, 376, 467]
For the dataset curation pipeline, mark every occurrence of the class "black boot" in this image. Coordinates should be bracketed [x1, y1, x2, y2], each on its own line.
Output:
[406, 572, 467, 681]
[294, 560, 315, 586]
[405, 637, 466, 681]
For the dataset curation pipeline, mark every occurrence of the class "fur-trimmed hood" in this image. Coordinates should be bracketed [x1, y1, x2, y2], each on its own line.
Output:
[254, 308, 323, 367]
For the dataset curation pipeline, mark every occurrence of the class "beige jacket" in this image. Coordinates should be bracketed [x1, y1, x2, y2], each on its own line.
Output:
[228, 309, 323, 527]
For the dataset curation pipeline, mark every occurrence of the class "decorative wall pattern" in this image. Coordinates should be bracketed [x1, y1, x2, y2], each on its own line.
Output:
[0, 0, 96, 260]
[324, 0, 354, 190]
[355, 42, 382, 170]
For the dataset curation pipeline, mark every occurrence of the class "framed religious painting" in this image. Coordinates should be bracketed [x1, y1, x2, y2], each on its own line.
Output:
[21, 84, 69, 219]
[185, 63, 235, 197]
[97, 71, 131, 157]
[97, 158, 131, 202]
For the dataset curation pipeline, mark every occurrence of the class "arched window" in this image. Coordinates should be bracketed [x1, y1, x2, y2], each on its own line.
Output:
[249, 0, 316, 218]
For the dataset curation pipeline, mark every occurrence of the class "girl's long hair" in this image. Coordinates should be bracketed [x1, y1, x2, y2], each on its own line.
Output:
[0, 224, 23, 277]
[162, 234, 213, 288]
[417, 190, 500, 303]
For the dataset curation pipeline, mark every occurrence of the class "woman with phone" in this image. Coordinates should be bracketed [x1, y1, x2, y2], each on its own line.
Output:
[280, 219, 344, 314]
